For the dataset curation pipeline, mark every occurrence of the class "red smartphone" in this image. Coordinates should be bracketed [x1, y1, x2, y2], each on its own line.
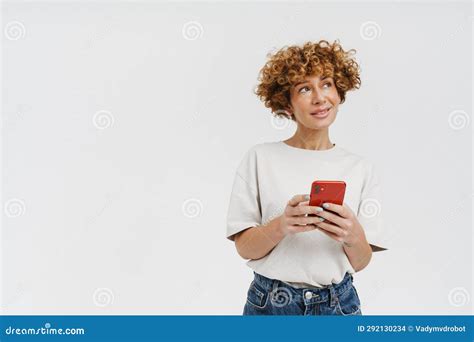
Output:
[309, 180, 346, 209]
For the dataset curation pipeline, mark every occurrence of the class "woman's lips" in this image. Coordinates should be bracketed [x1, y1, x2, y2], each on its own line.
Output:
[310, 107, 331, 118]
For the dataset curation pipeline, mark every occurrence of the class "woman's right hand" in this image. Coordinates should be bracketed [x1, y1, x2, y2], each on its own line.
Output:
[278, 194, 324, 236]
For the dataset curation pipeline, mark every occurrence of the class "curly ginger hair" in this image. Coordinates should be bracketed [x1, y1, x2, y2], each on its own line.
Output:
[254, 40, 361, 120]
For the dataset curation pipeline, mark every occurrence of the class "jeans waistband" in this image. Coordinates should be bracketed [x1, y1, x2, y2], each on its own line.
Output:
[252, 271, 354, 307]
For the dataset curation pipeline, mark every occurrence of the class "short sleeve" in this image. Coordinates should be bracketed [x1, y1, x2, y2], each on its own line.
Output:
[356, 162, 388, 251]
[226, 148, 262, 241]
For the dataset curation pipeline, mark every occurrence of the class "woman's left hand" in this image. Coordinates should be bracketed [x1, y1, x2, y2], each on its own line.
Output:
[313, 202, 365, 247]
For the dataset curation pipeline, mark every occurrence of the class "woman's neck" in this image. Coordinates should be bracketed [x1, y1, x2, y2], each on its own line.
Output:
[284, 128, 333, 151]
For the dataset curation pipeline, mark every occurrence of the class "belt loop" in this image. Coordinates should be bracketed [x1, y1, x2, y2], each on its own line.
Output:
[329, 285, 337, 307]
[272, 279, 279, 293]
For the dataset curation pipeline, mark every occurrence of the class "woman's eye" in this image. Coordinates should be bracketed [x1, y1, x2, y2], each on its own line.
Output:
[299, 83, 332, 93]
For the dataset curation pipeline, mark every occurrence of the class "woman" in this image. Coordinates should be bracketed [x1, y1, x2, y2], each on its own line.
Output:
[226, 40, 387, 315]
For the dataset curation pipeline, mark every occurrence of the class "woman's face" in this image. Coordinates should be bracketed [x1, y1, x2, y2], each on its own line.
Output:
[287, 74, 341, 129]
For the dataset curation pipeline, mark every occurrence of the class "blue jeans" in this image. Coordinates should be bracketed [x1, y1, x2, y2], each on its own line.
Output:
[243, 271, 362, 315]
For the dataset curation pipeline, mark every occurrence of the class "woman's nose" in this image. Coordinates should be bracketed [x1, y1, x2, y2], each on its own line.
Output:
[311, 89, 325, 104]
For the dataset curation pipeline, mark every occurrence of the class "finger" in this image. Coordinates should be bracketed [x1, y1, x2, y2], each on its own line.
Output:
[289, 204, 324, 217]
[315, 221, 347, 238]
[291, 201, 311, 218]
[288, 224, 318, 234]
[288, 216, 326, 226]
[314, 210, 346, 227]
[288, 194, 310, 207]
[321, 202, 351, 218]
[316, 226, 345, 242]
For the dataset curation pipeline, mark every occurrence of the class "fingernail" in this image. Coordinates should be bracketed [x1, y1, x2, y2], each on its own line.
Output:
[318, 217, 325, 222]
[322, 203, 330, 209]
[304, 195, 310, 200]
[315, 207, 323, 212]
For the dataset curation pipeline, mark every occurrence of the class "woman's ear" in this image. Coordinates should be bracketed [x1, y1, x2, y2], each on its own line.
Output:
[275, 107, 293, 119]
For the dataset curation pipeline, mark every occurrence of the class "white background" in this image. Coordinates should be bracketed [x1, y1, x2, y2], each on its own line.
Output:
[1, 0, 472, 315]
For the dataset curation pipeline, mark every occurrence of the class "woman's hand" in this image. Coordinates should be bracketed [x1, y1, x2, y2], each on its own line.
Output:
[313, 202, 366, 247]
[278, 194, 326, 236]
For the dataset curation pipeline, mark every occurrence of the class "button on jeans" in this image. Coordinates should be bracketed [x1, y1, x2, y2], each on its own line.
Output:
[243, 271, 362, 315]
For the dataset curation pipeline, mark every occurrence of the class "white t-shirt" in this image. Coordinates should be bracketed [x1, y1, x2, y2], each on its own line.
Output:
[226, 141, 387, 288]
